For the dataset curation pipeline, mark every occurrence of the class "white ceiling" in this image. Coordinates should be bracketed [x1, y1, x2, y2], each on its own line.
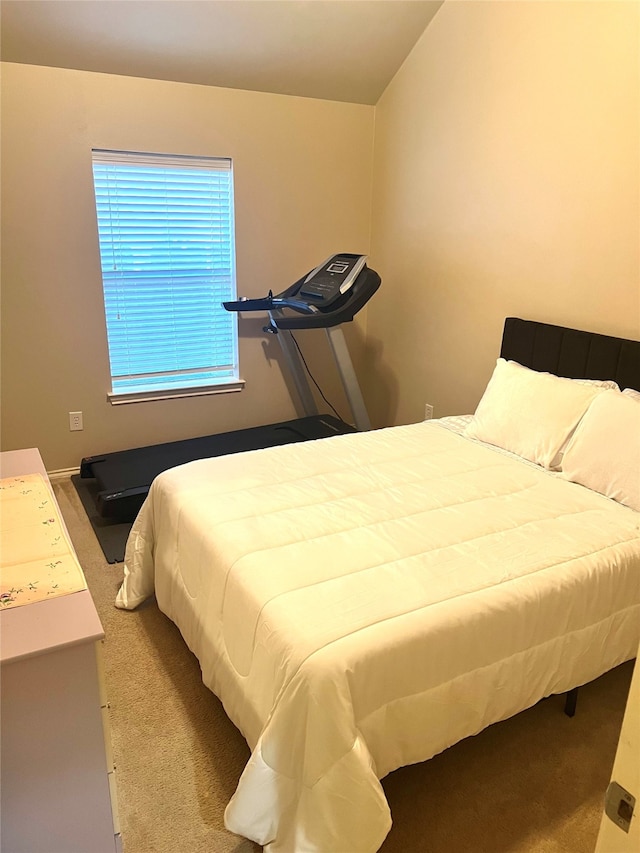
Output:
[0, 0, 443, 105]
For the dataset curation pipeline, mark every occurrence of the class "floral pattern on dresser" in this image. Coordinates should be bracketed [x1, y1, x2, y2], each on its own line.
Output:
[0, 473, 87, 609]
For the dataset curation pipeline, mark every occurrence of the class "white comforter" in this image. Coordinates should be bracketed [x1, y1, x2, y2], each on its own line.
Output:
[116, 421, 640, 853]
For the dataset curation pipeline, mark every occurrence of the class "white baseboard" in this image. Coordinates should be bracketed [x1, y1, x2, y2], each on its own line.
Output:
[48, 467, 80, 481]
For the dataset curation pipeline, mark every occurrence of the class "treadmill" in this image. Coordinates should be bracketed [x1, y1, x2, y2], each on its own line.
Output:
[80, 253, 380, 522]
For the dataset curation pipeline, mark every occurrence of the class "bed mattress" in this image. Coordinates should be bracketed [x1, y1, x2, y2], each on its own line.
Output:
[116, 420, 640, 852]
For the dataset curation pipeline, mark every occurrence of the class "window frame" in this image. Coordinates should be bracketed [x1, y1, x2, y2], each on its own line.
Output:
[91, 148, 243, 405]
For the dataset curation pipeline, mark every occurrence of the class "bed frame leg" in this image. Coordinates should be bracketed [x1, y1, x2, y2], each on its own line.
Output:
[564, 687, 578, 717]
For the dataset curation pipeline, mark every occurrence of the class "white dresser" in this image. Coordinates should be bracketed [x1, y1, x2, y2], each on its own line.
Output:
[0, 448, 121, 853]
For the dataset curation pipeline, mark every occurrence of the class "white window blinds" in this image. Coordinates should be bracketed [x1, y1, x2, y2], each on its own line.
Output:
[91, 149, 240, 401]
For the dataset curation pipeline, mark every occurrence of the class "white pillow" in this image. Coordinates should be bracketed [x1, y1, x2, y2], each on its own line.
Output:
[622, 387, 640, 401]
[551, 379, 619, 468]
[573, 378, 619, 390]
[465, 359, 606, 468]
[561, 390, 640, 511]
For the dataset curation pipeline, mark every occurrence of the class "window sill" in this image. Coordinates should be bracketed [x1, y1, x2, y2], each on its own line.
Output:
[107, 379, 245, 405]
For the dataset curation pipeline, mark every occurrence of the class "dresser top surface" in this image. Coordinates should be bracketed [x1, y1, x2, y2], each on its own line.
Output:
[0, 449, 104, 664]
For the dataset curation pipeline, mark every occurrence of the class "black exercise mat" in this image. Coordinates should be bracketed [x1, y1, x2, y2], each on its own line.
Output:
[71, 474, 132, 563]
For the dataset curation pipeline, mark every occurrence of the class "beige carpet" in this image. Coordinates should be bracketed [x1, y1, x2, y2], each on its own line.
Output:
[53, 477, 633, 853]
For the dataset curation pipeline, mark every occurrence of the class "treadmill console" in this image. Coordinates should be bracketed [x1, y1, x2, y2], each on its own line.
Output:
[299, 254, 367, 305]
[223, 252, 380, 330]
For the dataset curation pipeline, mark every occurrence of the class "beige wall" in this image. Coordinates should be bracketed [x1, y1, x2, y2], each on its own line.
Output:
[3, 1, 639, 468]
[0, 63, 374, 469]
[367, 0, 640, 427]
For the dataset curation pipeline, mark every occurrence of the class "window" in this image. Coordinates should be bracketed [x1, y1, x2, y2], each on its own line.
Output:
[91, 149, 241, 403]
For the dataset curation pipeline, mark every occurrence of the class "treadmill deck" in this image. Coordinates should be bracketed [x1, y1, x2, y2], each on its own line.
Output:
[80, 415, 355, 522]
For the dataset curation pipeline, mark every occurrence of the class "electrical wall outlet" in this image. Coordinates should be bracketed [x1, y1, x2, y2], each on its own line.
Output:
[69, 411, 83, 431]
[424, 403, 434, 421]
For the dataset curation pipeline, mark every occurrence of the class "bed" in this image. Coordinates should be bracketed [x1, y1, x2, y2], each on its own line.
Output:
[116, 317, 640, 853]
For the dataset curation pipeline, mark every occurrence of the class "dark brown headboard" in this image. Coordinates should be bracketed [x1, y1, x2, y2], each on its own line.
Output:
[500, 318, 640, 391]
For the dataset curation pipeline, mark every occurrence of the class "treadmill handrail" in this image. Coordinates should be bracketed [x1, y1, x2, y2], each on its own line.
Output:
[223, 294, 319, 315]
